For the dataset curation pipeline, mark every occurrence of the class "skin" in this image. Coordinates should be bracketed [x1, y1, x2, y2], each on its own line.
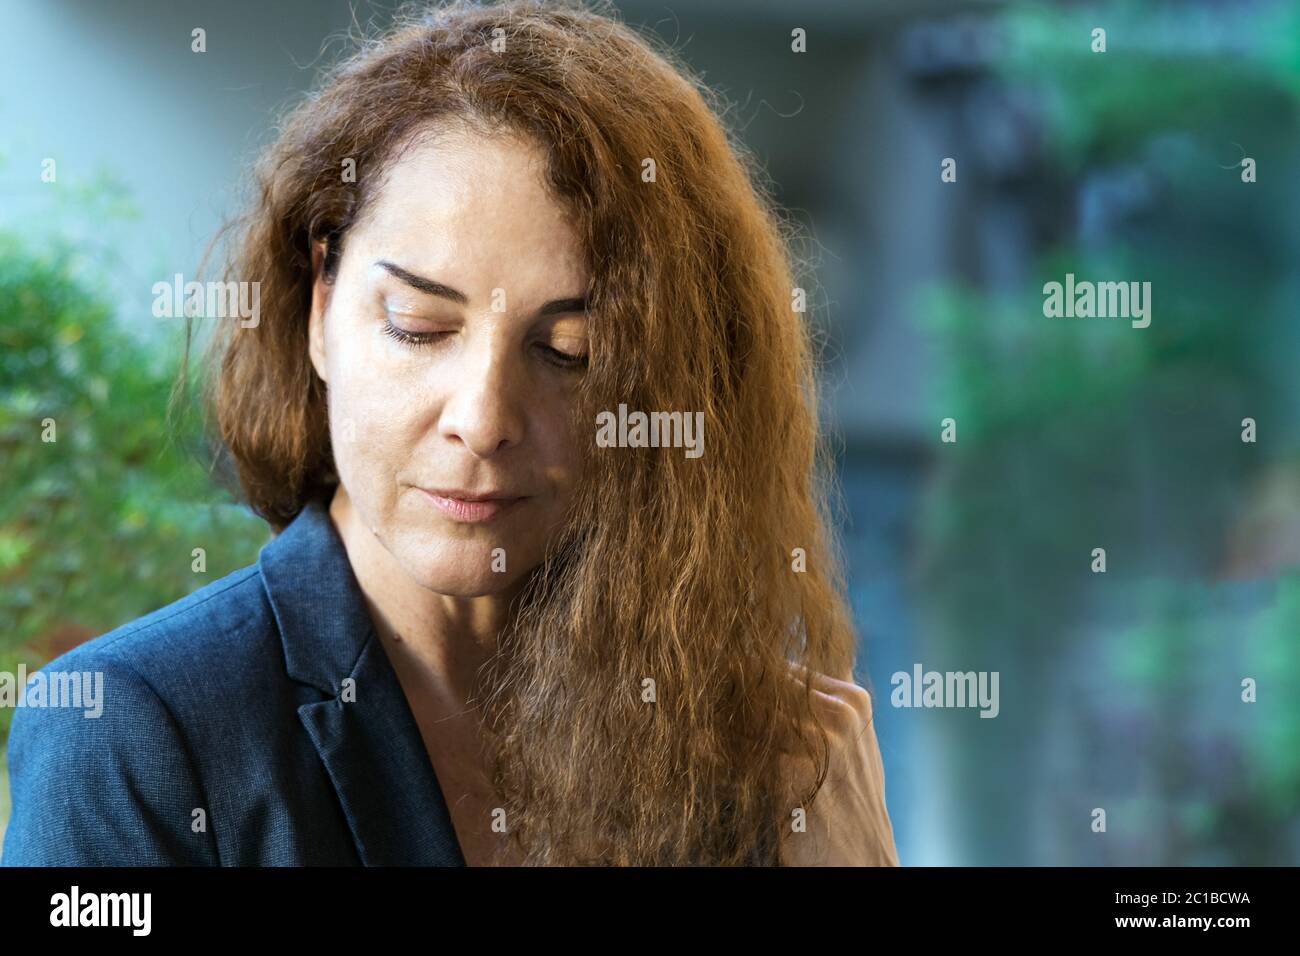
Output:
[306, 120, 898, 866]
[307, 122, 586, 866]
[778, 664, 900, 866]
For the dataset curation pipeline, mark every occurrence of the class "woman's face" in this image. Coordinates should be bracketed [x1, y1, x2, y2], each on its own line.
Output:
[307, 124, 591, 596]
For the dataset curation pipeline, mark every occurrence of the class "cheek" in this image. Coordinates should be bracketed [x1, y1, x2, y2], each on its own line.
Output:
[324, 336, 422, 501]
[530, 402, 585, 493]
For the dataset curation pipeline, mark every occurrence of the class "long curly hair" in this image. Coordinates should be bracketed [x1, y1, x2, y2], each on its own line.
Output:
[195, 0, 858, 865]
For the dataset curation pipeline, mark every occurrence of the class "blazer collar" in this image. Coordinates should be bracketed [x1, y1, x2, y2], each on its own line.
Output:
[257, 497, 466, 866]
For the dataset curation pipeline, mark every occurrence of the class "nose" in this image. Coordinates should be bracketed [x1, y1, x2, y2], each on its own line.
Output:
[436, 333, 526, 458]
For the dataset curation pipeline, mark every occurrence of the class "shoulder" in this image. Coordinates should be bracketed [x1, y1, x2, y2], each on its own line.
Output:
[8, 560, 287, 747]
[1, 564, 278, 865]
[60, 563, 271, 677]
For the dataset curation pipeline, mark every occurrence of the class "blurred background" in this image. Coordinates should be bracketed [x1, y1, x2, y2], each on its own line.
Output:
[2, 0, 1298, 864]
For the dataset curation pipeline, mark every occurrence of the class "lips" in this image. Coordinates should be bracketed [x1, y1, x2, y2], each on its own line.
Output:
[416, 487, 525, 523]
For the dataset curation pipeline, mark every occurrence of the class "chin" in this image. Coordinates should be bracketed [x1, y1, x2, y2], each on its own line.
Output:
[416, 568, 522, 597]
[393, 539, 532, 597]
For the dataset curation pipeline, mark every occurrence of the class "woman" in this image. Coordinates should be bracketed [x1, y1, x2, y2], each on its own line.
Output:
[2, 0, 897, 866]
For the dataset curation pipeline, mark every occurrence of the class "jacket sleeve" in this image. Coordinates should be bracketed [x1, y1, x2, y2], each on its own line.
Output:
[1, 656, 221, 866]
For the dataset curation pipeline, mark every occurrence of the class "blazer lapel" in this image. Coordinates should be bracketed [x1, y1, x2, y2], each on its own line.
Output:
[259, 498, 466, 866]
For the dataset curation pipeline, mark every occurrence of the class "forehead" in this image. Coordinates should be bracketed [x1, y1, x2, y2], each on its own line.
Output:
[357, 124, 589, 290]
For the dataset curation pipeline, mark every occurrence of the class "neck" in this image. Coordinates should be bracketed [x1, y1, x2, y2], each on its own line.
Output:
[326, 483, 519, 711]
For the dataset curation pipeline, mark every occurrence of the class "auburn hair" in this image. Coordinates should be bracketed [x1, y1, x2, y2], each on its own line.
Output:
[194, 0, 859, 865]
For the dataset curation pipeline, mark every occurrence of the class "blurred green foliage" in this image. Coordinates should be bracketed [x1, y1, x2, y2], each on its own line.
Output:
[1103, 571, 1300, 859]
[0, 229, 268, 742]
[912, 1, 1300, 863]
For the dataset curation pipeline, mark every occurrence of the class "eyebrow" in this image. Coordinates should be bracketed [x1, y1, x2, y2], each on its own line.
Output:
[376, 260, 588, 316]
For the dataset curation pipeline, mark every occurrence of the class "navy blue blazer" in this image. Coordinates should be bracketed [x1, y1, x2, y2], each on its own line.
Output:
[1, 499, 467, 866]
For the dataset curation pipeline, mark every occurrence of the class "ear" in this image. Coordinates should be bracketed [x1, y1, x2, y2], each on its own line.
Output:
[308, 239, 332, 383]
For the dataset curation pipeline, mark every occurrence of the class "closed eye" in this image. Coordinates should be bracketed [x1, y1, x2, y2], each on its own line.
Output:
[382, 317, 448, 347]
[383, 315, 587, 370]
[537, 343, 588, 370]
